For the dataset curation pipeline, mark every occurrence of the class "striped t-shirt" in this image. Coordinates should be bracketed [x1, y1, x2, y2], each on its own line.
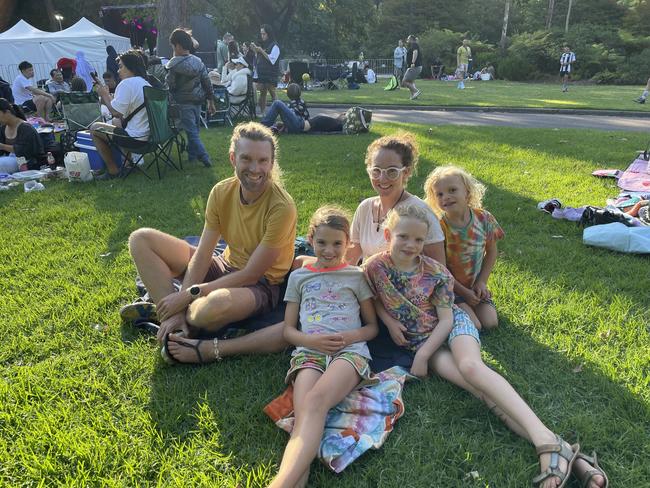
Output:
[559, 51, 576, 72]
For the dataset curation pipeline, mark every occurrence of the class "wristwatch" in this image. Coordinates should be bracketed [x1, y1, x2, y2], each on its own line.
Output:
[188, 284, 202, 301]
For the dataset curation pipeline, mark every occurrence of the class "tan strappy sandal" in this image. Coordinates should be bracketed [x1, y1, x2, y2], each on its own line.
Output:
[532, 434, 580, 488]
[575, 451, 609, 488]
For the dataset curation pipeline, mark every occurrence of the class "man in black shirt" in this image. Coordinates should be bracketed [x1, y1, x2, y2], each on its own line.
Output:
[401, 35, 422, 100]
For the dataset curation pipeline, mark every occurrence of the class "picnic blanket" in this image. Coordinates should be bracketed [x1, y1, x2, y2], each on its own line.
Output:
[263, 366, 411, 473]
[618, 158, 650, 192]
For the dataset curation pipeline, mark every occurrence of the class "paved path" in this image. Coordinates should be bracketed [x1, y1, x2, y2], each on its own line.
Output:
[312, 107, 650, 132]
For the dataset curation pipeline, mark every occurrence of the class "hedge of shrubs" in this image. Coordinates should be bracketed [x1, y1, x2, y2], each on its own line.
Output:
[409, 26, 650, 84]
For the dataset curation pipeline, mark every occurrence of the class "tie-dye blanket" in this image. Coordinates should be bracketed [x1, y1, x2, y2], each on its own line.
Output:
[263, 366, 411, 473]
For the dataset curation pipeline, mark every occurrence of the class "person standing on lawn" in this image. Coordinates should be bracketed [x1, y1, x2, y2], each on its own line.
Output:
[456, 39, 472, 89]
[252, 24, 281, 116]
[393, 39, 407, 81]
[401, 35, 422, 100]
[559, 45, 576, 93]
[125, 122, 297, 364]
[166, 28, 216, 167]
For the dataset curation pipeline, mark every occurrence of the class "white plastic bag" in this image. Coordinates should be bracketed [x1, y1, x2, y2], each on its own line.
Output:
[583, 222, 650, 254]
[64, 151, 93, 182]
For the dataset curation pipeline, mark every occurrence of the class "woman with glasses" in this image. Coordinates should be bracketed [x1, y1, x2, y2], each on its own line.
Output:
[346, 133, 448, 372]
[346, 132, 445, 267]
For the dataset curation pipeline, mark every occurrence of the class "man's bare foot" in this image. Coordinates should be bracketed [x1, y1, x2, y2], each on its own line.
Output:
[572, 452, 608, 488]
[166, 335, 215, 364]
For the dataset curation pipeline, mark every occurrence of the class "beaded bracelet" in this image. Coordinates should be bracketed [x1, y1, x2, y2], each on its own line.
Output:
[213, 338, 223, 361]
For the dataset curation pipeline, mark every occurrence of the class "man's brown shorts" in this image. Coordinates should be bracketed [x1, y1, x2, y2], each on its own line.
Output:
[188, 247, 280, 316]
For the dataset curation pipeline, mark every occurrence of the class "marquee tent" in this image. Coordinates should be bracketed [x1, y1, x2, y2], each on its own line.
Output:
[0, 17, 131, 83]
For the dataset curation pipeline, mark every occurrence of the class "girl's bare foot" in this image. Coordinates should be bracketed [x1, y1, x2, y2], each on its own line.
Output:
[572, 452, 608, 488]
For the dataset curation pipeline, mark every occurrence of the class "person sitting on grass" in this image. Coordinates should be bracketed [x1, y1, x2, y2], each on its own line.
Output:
[260, 83, 349, 135]
[260, 83, 310, 134]
[11, 61, 56, 122]
[364, 204, 608, 488]
[268, 205, 378, 488]
[424, 165, 502, 330]
[0, 98, 46, 173]
[90, 49, 151, 179]
[123, 122, 297, 364]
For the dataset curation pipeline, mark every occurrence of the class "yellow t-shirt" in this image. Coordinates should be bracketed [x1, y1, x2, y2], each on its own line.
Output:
[457, 46, 471, 65]
[204, 177, 297, 285]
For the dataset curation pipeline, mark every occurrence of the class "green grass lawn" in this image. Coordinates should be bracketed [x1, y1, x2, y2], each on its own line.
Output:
[1, 123, 649, 487]
[300, 80, 650, 112]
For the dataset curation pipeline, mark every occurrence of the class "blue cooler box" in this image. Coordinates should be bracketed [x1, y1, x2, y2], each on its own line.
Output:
[75, 131, 123, 171]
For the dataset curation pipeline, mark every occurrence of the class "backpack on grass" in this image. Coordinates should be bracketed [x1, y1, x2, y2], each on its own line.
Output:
[343, 107, 372, 135]
[384, 75, 399, 91]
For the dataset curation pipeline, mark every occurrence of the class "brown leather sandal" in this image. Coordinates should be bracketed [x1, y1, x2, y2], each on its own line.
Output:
[575, 451, 609, 488]
[532, 434, 580, 488]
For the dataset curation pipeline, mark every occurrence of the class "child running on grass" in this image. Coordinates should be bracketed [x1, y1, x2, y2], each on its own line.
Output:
[424, 165, 503, 330]
[268, 205, 378, 488]
[364, 204, 607, 488]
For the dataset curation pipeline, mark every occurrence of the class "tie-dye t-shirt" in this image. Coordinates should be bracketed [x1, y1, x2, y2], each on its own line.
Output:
[364, 252, 454, 352]
[284, 263, 375, 358]
[440, 208, 504, 288]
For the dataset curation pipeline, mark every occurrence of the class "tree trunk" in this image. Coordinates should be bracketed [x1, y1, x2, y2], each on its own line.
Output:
[546, 0, 555, 29]
[500, 0, 511, 53]
[156, 0, 189, 58]
[0, 0, 17, 32]
[565, 0, 574, 33]
[44, 0, 58, 31]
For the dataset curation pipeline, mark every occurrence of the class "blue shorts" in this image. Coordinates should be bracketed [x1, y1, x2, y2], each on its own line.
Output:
[448, 307, 481, 345]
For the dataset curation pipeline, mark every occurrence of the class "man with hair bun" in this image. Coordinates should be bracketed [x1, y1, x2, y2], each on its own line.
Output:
[125, 122, 297, 365]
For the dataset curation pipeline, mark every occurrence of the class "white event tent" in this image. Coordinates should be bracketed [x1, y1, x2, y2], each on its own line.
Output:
[0, 17, 131, 83]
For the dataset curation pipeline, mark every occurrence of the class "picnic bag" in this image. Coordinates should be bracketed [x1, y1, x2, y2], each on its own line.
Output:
[64, 151, 93, 182]
[343, 107, 372, 135]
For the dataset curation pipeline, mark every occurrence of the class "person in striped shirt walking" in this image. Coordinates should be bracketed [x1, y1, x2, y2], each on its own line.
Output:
[559, 45, 576, 92]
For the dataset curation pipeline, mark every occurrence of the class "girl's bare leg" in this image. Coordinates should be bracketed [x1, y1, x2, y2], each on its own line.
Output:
[449, 336, 573, 488]
[269, 360, 361, 488]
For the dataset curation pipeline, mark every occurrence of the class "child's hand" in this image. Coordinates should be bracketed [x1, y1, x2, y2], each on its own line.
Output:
[472, 281, 490, 300]
[410, 354, 429, 378]
[461, 287, 481, 306]
[386, 321, 409, 347]
[307, 333, 346, 355]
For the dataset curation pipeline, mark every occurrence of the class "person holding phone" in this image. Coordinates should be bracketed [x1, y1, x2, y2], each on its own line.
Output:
[251, 24, 280, 116]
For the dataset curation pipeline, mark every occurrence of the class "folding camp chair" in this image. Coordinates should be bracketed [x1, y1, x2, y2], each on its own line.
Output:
[59, 92, 102, 151]
[108, 86, 184, 180]
[203, 85, 232, 126]
[229, 75, 256, 123]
